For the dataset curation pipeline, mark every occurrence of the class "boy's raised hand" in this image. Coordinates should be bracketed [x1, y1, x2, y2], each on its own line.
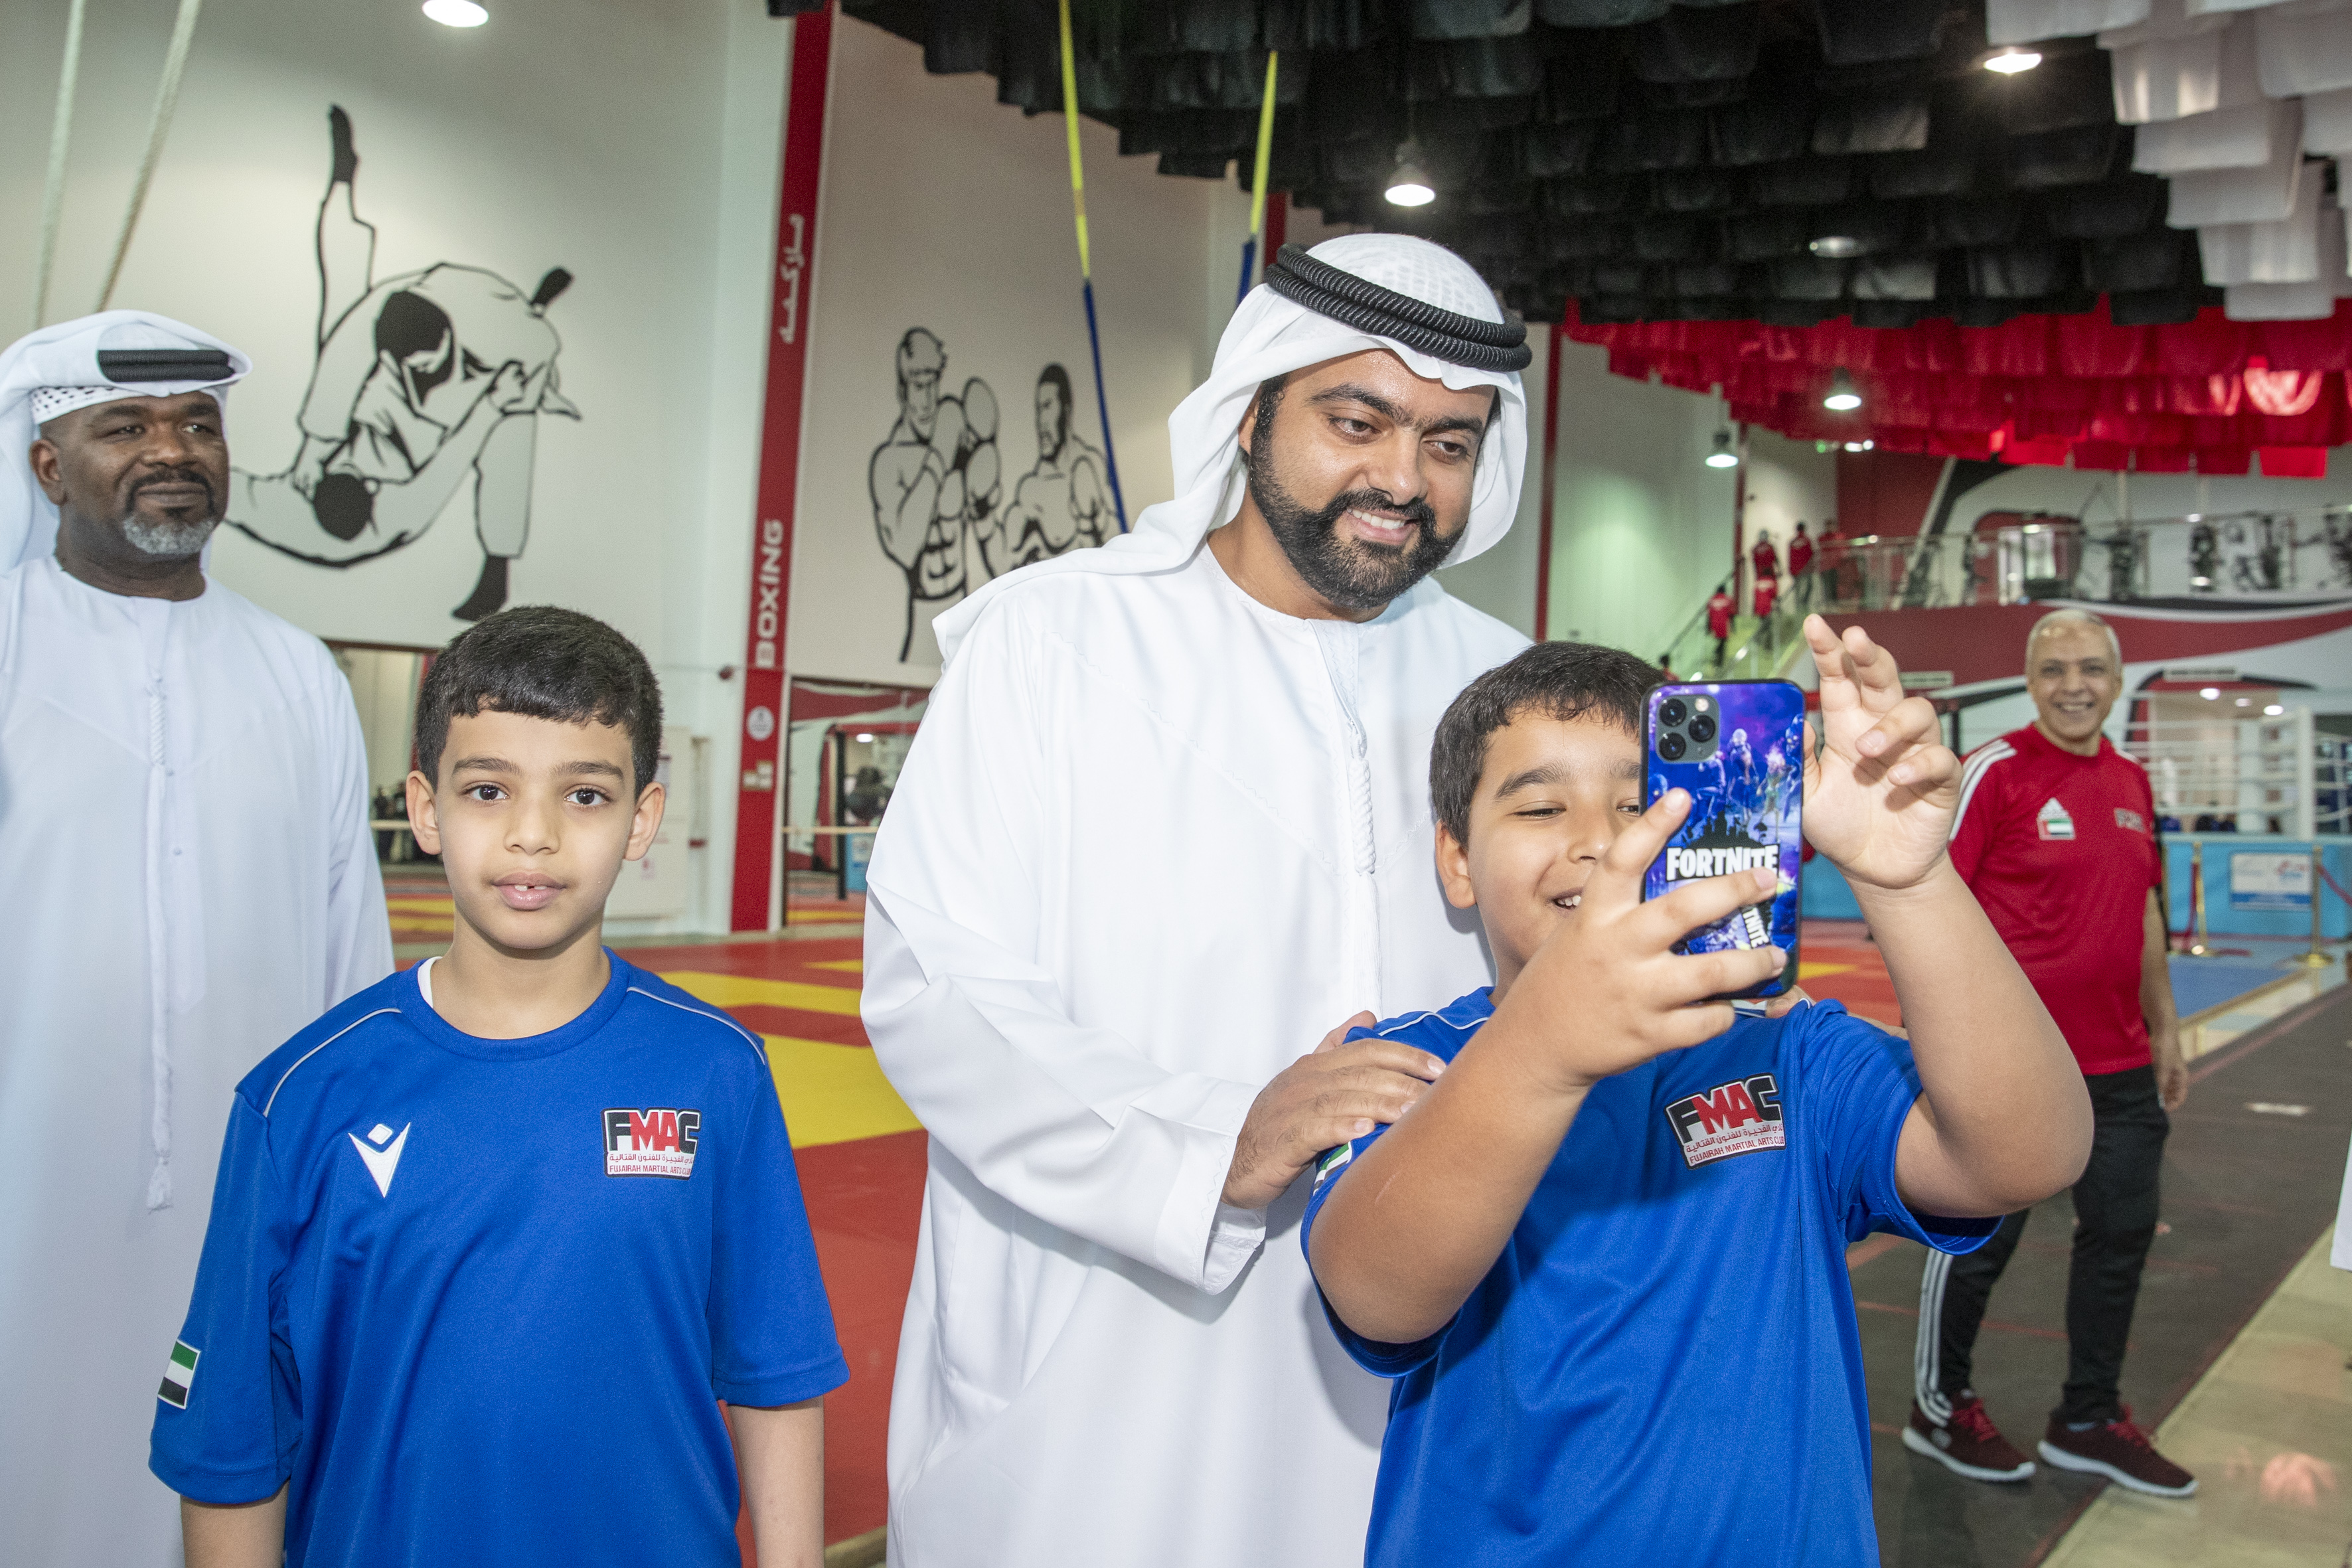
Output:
[1800, 614, 1960, 892]
[1494, 789, 1785, 1094]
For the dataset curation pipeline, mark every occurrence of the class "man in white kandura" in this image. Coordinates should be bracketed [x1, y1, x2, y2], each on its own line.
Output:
[0, 312, 392, 1565]
[862, 235, 1534, 1565]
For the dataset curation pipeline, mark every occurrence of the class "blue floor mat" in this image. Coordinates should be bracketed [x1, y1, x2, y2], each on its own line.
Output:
[2167, 955, 2292, 1018]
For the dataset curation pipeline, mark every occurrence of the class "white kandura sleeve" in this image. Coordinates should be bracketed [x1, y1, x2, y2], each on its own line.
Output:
[863, 602, 1268, 1294]
[317, 666, 394, 1004]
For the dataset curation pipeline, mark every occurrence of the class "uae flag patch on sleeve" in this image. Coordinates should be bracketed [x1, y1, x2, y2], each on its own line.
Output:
[158, 1340, 199, 1408]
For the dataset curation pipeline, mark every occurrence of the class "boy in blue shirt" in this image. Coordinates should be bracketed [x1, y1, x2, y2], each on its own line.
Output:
[152, 608, 847, 1567]
[1304, 619, 2092, 1567]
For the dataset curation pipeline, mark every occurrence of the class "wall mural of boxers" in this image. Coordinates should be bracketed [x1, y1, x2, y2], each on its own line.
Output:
[868, 327, 1112, 665]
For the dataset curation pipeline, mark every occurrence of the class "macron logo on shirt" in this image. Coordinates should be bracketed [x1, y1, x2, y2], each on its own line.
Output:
[348, 1123, 412, 1197]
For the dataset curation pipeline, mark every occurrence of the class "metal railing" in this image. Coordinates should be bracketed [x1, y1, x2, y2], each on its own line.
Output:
[1783, 507, 2352, 614]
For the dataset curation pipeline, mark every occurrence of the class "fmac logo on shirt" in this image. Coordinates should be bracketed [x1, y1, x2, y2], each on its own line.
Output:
[2115, 807, 2147, 834]
[1664, 1074, 1785, 1168]
[603, 1108, 702, 1178]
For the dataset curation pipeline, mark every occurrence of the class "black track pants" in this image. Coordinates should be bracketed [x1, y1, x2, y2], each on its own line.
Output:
[1913, 1065, 2169, 1426]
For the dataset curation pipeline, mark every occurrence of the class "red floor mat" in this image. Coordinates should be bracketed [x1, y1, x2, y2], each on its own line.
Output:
[621, 938, 918, 1546]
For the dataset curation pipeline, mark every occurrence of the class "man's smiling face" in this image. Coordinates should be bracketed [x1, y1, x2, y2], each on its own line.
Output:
[2026, 624, 2121, 749]
[1238, 349, 1494, 615]
[1436, 710, 1646, 992]
[33, 391, 229, 559]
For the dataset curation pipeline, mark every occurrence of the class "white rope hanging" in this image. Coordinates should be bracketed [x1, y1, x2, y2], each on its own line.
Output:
[95, 0, 205, 314]
[29, 0, 90, 331]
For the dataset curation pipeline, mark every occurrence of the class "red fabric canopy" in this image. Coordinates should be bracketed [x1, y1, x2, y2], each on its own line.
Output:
[1564, 297, 2352, 475]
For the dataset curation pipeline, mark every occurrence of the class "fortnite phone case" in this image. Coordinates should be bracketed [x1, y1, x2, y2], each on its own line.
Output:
[1642, 681, 1804, 999]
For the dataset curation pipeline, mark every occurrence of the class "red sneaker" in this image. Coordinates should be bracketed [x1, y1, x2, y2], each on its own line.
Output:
[2037, 1407, 2197, 1497]
[1902, 1395, 2035, 1482]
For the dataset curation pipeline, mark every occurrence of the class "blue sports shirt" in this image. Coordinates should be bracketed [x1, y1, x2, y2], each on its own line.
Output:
[1301, 991, 1994, 1568]
[150, 955, 849, 1565]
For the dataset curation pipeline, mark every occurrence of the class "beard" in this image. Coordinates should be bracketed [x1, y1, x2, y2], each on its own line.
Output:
[117, 468, 220, 558]
[122, 513, 218, 558]
[1245, 437, 1463, 614]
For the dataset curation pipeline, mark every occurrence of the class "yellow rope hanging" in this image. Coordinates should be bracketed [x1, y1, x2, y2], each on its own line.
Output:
[1057, 0, 1089, 279]
[1248, 50, 1279, 247]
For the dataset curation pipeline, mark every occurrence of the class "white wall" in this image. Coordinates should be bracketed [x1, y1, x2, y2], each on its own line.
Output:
[785, 21, 1217, 686]
[1540, 341, 1832, 655]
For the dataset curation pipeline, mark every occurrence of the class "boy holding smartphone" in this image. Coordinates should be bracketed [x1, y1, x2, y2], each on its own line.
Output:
[151, 608, 845, 1567]
[1303, 619, 2089, 1567]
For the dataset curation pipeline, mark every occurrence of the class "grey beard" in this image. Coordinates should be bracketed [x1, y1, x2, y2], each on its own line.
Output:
[120, 513, 218, 559]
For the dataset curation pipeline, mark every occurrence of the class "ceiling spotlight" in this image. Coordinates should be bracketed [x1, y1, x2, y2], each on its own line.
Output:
[2199, 686, 2221, 700]
[854, 732, 876, 743]
[1384, 143, 1436, 207]
[1822, 370, 1863, 412]
[1809, 235, 1862, 258]
[1984, 48, 2042, 74]
[423, 0, 488, 23]
[2264, 703, 2285, 716]
[1705, 429, 1739, 468]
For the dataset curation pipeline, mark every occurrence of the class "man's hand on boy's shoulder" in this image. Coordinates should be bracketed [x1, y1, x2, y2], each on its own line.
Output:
[1486, 791, 1787, 1095]
[1798, 614, 1961, 896]
[1223, 1013, 1447, 1211]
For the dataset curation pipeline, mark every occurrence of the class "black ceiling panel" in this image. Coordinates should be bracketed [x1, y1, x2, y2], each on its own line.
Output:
[846, 0, 2191, 327]
[1630, 4, 1761, 84]
[1414, 0, 1533, 39]
[1811, 94, 1931, 157]
[1814, 0, 1959, 68]
[2080, 229, 2202, 293]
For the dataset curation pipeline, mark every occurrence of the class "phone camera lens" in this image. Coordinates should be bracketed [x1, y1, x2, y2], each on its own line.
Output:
[1659, 698, 1688, 728]
[1659, 732, 1687, 761]
[1689, 714, 1717, 744]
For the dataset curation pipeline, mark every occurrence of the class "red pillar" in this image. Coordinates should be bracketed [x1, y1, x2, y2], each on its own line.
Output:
[1534, 321, 1562, 642]
[730, 4, 836, 932]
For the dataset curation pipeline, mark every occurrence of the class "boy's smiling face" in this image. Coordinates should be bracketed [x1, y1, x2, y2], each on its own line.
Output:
[1436, 709, 1645, 998]
[406, 708, 665, 957]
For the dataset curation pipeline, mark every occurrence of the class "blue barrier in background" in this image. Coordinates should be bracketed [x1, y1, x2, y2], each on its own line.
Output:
[2163, 836, 2349, 941]
[1798, 837, 2349, 939]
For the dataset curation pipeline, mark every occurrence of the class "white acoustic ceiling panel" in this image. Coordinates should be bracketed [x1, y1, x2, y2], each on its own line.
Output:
[2199, 167, 2324, 278]
[2166, 100, 2306, 222]
[2255, 0, 2352, 96]
[1992, 0, 2152, 47]
[2104, 7, 2263, 121]
[2303, 84, 2352, 149]
[2135, 98, 2287, 167]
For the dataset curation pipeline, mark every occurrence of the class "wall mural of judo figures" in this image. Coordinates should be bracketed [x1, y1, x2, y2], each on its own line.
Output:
[868, 331, 1111, 663]
[229, 108, 578, 621]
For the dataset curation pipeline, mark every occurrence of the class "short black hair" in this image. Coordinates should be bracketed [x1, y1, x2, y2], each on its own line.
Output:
[414, 606, 663, 793]
[1429, 642, 1664, 846]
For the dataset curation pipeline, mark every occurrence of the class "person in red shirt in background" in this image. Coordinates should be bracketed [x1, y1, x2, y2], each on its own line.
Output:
[1750, 530, 1780, 619]
[1705, 581, 1734, 667]
[1907, 608, 2193, 1498]
[1788, 521, 1815, 609]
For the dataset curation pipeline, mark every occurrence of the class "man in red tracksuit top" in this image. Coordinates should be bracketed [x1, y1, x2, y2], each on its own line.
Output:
[1905, 609, 2195, 1498]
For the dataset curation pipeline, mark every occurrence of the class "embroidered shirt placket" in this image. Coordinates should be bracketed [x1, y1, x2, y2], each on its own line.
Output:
[1312, 619, 1382, 1016]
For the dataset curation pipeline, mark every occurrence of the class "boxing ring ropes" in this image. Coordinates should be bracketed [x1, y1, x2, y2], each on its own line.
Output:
[30, 0, 208, 329]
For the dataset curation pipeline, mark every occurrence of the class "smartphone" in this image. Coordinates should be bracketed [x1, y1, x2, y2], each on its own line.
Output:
[1642, 680, 1804, 999]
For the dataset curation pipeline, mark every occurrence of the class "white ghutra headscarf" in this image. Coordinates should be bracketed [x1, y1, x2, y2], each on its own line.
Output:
[933, 232, 1531, 664]
[0, 311, 251, 574]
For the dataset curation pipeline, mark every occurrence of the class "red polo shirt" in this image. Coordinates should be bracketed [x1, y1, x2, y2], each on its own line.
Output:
[1948, 724, 2162, 1075]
